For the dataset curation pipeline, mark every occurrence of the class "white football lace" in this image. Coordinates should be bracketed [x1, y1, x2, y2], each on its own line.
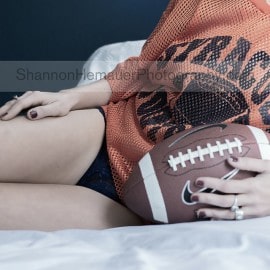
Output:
[168, 137, 243, 171]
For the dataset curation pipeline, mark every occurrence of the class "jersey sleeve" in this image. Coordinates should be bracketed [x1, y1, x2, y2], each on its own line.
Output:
[105, 0, 178, 103]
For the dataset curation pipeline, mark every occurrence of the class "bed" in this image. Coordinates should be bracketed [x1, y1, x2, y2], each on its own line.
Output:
[1, 41, 270, 270]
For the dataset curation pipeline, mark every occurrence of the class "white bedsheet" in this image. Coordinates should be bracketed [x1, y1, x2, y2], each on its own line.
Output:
[1, 41, 270, 269]
[1, 218, 270, 270]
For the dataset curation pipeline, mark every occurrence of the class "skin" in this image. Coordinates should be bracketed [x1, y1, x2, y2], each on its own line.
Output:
[0, 78, 269, 228]
[0, 79, 143, 231]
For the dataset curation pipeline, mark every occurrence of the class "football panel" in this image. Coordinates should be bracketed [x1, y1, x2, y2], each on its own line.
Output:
[247, 125, 270, 159]
[123, 173, 155, 223]
[123, 157, 168, 223]
[137, 153, 169, 223]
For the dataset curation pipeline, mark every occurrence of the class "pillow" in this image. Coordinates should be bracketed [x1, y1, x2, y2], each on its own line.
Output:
[77, 40, 145, 86]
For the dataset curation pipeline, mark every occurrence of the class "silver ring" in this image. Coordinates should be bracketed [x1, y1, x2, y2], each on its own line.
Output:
[235, 208, 244, 220]
[13, 95, 19, 100]
[230, 195, 240, 212]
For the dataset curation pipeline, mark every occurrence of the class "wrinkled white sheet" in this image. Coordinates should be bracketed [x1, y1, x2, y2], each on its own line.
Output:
[1, 42, 270, 269]
[1, 218, 270, 270]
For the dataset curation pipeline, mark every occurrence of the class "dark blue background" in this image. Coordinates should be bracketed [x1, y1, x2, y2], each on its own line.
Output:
[0, 0, 168, 61]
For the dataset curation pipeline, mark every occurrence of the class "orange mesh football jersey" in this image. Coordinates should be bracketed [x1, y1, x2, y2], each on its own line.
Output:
[104, 0, 270, 199]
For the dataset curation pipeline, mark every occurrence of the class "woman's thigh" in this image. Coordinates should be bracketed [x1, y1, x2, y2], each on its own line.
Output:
[0, 109, 105, 184]
[0, 183, 143, 230]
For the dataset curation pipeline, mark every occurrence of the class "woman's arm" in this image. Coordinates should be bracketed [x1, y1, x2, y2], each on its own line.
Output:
[0, 78, 112, 121]
[61, 78, 112, 110]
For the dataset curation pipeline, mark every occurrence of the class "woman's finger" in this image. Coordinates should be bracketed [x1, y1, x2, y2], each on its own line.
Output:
[1, 91, 45, 120]
[0, 91, 34, 117]
[195, 176, 253, 194]
[14, 91, 33, 100]
[196, 206, 254, 221]
[191, 192, 250, 208]
[228, 156, 270, 173]
[0, 99, 18, 118]
[27, 102, 69, 120]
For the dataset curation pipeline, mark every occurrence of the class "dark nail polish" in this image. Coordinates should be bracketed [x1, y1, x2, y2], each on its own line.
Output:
[230, 155, 238, 162]
[30, 110, 38, 119]
[196, 180, 204, 188]
[197, 211, 207, 219]
[191, 195, 199, 202]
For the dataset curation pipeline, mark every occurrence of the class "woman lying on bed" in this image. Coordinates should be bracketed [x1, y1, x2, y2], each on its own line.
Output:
[0, 0, 270, 230]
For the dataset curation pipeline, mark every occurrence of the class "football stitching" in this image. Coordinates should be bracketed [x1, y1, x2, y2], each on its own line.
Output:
[168, 137, 243, 171]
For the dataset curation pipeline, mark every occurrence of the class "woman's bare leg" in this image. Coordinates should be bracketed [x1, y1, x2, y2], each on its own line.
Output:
[0, 182, 143, 230]
[0, 107, 143, 230]
[0, 109, 104, 184]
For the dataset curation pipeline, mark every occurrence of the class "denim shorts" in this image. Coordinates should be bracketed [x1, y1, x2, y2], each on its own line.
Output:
[76, 108, 120, 203]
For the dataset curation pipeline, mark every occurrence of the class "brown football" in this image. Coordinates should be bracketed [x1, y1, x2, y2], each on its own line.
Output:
[123, 123, 270, 224]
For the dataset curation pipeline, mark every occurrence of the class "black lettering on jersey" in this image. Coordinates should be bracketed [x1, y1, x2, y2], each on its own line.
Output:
[239, 51, 270, 90]
[173, 38, 210, 63]
[137, 89, 168, 128]
[138, 36, 270, 142]
[137, 89, 174, 142]
[157, 42, 188, 70]
[157, 38, 210, 70]
[251, 70, 270, 105]
[191, 36, 232, 68]
[216, 37, 251, 81]
[259, 101, 270, 125]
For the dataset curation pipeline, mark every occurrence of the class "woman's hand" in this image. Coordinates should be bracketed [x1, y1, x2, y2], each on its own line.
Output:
[0, 79, 112, 121]
[0, 90, 78, 121]
[192, 157, 270, 221]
